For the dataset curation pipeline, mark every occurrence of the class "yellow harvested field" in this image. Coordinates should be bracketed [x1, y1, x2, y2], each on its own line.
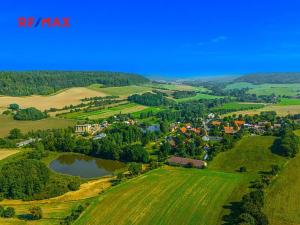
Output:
[224, 105, 300, 116]
[0, 149, 19, 161]
[1, 177, 112, 205]
[0, 87, 106, 110]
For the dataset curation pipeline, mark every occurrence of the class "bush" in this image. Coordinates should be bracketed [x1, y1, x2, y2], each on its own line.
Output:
[239, 166, 247, 172]
[0, 205, 4, 217]
[68, 180, 80, 191]
[29, 206, 43, 220]
[3, 207, 15, 218]
[14, 107, 47, 121]
[9, 103, 19, 110]
[128, 163, 142, 176]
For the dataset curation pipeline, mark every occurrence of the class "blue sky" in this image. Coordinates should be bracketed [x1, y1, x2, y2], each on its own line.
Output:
[1, 0, 300, 78]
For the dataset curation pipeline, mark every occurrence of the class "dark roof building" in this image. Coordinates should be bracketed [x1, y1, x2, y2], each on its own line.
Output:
[167, 156, 207, 168]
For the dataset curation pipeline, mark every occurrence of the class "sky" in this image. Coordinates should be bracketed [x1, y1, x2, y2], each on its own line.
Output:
[1, 0, 300, 78]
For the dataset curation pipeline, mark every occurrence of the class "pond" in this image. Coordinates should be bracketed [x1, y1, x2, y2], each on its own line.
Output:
[49, 154, 126, 178]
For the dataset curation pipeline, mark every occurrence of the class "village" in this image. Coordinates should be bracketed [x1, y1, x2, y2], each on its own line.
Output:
[72, 111, 283, 169]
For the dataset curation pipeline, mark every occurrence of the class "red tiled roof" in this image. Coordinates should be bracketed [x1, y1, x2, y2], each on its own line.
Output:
[224, 126, 234, 134]
[234, 120, 245, 126]
[211, 121, 221, 126]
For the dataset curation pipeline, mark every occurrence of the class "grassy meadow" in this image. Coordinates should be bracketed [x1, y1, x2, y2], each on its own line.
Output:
[263, 130, 300, 225]
[209, 136, 287, 174]
[75, 166, 242, 225]
[0, 115, 76, 137]
[175, 93, 221, 102]
[213, 102, 265, 111]
[226, 82, 300, 96]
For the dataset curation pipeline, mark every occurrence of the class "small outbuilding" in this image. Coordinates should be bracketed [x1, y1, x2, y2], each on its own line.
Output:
[167, 156, 207, 169]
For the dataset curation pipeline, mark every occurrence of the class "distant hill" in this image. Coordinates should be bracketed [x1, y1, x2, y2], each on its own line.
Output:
[0, 71, 149, 96]
[235, 72, 300, 84]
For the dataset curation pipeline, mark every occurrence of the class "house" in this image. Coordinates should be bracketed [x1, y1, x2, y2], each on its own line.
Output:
[208, 113, 215, 119]
[191, 128, 201, 134]
[167, 156, 207, 168]
[180, 127, 187, 133]
[75, 124, 100, 134]
[16, 138, 38, 148]
[234, 120, 245, 127]
[93, 133, 107, 140]
[224, 126, 235, 134]
[211, 121, 221, 126]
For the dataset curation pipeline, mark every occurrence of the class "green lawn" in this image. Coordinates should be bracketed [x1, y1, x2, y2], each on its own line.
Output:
[209, 136, 287, 174]
[75, 166, 242, 225]
[0, 115, 76, 137]
[62, 103, 147, 120]
[213, 102, 265, 111]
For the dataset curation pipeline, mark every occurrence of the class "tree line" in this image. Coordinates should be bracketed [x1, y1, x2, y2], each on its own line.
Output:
[0, 71, 149, 96]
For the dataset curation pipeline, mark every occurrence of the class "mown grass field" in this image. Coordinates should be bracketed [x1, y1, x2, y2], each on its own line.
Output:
[75, 166, 242, 225]
[0, 87, 105, 111]
[175, 93, 221, 102]
[0, 115, 76, 137]
[263, 130, 300, 225]
[213, 102, 265, 111]
[209, 136, 287, 174]
[88, 84, 153, 97]
[62, 103, 147, 120]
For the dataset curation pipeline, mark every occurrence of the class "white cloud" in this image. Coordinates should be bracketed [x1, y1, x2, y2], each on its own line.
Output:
[211, 36, 228, 43]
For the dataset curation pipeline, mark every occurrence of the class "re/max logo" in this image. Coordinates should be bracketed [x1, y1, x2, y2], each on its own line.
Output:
[18, 17, 70, 28]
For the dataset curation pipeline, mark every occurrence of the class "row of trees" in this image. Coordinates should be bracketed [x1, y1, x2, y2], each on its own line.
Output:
[31, 124, 160, 163]
[128, 92, 173, 106]
[172, 90, 197, 99]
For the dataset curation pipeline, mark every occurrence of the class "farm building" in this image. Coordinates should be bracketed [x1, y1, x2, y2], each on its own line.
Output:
[75, 124, 100, 134]
[167, 156, 207, 168]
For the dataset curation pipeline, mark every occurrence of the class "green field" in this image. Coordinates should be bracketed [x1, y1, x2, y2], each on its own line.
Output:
[226, 82, 300, 96]
[62, 103, 147, 120]
[88, 84, 153, 97]
[75, 166, 242, 225]
[209, 136, 287, 174]
[175, 93, 221, 102]
[263, 130, 300, 225]
[0, 115, 76, 137]
[276, 98, 300, 106]
[213, 102, 265, 111]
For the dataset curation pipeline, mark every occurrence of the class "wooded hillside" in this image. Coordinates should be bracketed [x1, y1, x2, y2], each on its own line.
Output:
[0, 71, 149, 96]
[235, 72, 300, 84]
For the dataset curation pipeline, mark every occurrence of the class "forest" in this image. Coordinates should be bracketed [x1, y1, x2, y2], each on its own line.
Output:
[234, 72, 300, 84]
[0, 71, 149, 96]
